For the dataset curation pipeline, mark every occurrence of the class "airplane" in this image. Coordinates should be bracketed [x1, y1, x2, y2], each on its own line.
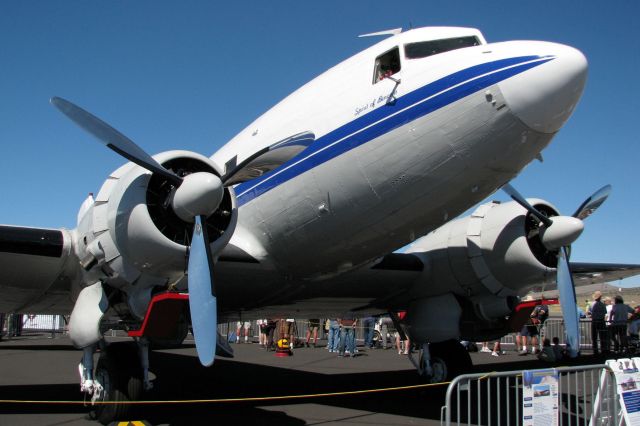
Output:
[1, 25, 639, 423]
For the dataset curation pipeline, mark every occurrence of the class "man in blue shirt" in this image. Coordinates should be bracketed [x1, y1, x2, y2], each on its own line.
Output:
[588, 291, 608, 354]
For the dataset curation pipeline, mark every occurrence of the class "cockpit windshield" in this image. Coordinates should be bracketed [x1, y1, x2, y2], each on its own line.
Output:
[405, 36, 480, 60]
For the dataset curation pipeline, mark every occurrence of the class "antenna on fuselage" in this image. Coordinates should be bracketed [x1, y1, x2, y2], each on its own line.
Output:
[358, 28, 403, 38]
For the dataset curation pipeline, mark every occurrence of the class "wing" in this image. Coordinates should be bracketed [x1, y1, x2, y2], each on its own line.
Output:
[524, 262, 640, 300]
[214, 252, 423, 319]
[570, 262, 640, 286]
[0, 225, 76, 313]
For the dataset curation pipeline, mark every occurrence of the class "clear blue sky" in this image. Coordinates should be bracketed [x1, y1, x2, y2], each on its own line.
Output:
[1, 1, 638, 284]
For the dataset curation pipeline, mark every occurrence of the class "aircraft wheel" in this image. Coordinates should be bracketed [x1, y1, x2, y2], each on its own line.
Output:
[372, 330, 383, 349]
[91, 342, 143, 425]
[421, 340, 472, 383]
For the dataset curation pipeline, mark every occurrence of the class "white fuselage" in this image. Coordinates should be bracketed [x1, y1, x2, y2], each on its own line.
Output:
[0, 27, 588, 318]
[212, 27, 587, 282]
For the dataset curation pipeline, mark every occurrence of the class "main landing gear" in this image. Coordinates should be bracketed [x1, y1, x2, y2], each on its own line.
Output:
[409, 340, 472, 383]
[75, 293, 190, 423]
[80, 340, 150, 425]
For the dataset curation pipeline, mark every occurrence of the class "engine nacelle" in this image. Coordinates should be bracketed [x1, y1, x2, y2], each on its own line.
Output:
[74, 151, 237, 318]
[407, 198, 560, 304]
[403, 199, 563, 343]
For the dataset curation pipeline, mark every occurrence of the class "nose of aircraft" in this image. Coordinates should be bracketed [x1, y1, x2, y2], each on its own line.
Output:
[500, 42, 588, 134]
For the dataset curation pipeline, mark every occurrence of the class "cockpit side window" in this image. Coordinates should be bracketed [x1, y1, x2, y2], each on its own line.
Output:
[373, 47, 401, 84]
[404, 36, 480, 60]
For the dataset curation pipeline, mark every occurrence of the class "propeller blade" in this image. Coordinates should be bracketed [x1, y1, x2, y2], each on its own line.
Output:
[572, 184, 611, 220]
[187, 215, 217, 366]
[502, 183, 553, 227]
[557, 246, 580, 358]
[51, 97, 182, 186]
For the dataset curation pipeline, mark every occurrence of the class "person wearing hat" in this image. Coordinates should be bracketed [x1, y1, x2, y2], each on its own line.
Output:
[588, 290, 608, 354]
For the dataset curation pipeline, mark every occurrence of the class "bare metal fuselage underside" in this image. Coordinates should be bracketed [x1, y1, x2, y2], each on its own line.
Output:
[214, 84, 553, 316]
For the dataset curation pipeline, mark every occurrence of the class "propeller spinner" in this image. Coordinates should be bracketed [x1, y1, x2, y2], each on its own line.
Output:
[503, 183, 611, 358]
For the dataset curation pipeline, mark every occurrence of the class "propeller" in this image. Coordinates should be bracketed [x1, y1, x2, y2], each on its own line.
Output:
[52, 96, 230, 366]
[502, 183, 611, 358]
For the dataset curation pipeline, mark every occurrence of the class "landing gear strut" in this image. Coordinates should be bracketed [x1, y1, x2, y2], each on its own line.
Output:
[411, 340, 472, 383]
[89, 342, 144, 425]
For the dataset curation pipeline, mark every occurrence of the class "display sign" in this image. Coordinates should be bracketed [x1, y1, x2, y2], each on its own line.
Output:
[522, 368, 559, 426]
[606, 358, 640, 424]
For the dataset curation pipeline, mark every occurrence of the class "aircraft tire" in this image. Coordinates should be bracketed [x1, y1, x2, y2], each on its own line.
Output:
[422, 339, 472, 383]
[91, 342, 143, 425]
[372, 330, 383, 349]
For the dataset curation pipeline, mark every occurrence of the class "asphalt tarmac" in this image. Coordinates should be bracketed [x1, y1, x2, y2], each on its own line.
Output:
[0, 334, 608, 426]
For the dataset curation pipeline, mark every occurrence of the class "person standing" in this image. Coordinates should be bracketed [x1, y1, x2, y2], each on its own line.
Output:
[396, 311, 411, 355]
[362, 316, 375, 349]
[264, 319, 277, 350]
[588, 291, 608, 354]
[531, 303, 549, 352]
[378, 315, 392, 349]
[338, 313, 357, 357]
[11, 314, 23, 337]
[326, 318, 340, 353]
[257, 319, 268, 347]
[235, 321, 251, 343]
[305, 318, 320, 347]
[610, 295, 634, 353]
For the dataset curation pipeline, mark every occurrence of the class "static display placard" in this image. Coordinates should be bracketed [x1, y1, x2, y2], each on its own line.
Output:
[606, 358, 640, 425]
[522, 368, 559, 426]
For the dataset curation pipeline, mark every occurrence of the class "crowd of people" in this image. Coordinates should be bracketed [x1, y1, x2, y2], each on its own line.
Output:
[475, 290, 640, 363]
[232, 314, 412, 358]
[8, 291, 640, 363]
[587, 291, 640, 355]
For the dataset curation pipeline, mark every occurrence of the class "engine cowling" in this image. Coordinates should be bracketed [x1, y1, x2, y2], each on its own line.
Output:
[404, 199, 560, 343]
[74, 150, 237, 319]
[408, 198, 560, 300]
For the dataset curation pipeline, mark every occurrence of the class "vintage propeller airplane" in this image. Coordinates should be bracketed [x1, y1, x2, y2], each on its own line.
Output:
[1, 26, 639, 423]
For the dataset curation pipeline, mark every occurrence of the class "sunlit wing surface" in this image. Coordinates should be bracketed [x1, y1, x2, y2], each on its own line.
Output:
[569, 262, 640, 286]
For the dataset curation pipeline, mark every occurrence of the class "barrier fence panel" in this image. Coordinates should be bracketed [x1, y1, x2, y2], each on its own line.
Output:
[3, 315, 614, 355]
[221, 320, 373, 346]
[2, 314, 67, 338]
[440, 364, 620, 426]
[500, 319, 596, 351]
[543, 319, 594, 350]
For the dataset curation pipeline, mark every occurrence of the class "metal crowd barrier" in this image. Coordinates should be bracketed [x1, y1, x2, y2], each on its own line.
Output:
[500, 319, 597, 351]
[440, 364, 620, 426]
[221, 319, 379, 346]
[1, 314, 67, 338]
[3, 315, 615, 353]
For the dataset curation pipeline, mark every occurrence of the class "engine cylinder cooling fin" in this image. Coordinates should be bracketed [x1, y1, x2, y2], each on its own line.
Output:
[525, 203, 560, 268]
[146, 157, 233, 246]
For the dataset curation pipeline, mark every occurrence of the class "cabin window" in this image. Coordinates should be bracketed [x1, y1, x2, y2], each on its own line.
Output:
[373, 47, 401, 84]
[404, 36, 480, 60]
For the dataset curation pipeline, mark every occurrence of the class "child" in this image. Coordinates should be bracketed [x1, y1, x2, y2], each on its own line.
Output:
[537, 338, 556, 363]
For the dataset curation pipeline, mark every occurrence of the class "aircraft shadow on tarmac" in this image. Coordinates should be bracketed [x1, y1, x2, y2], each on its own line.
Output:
[0, 349, 606, 425]
[0, 344, 80, 352]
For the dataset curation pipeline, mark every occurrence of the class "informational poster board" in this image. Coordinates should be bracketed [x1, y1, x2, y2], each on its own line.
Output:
[522, 368, 559, 426]
[606, 358, 640, 425]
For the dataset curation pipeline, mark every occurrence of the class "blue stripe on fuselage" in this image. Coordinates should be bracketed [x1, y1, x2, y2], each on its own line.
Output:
[235, 55, 554, 206]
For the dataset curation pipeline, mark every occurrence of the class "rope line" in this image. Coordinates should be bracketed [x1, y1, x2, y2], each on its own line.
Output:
[0, 381, 451, 405]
